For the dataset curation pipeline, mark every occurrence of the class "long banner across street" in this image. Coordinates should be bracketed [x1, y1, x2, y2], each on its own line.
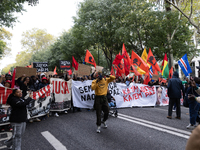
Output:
[72, 80, 169, 108]
[0, 79, 169, 126]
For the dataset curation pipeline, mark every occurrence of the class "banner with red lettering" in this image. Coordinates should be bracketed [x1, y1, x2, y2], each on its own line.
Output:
[27, 85, 52, 119]
[115, 83, 156, 107]
[72, 81, 159, 108]
[50, 78, 72, 111]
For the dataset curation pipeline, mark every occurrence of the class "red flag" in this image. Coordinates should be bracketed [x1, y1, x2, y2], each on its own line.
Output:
[122, 44, 131, 76]
[169, 67, 173, 79]
[8, 70, 11, 75]
[159, 78, 167, 83]
[54, 66, 57, 75]
[130, 65, 141, 76]
[112, 54, 124, 65]
[85, 50, 96, 68]
[67, 69, 72, 75]
[110, 66, 115, 76]
[122, 43, 131, 66]
[162, 53, 168, 66]
[147, 48, 161, 72]
[11, 68, 16, 88]
[116, 59, 125, 75]
[143, 70, 150, 85]
[72, 56, 79, 70]
[131, 50, 149, 72]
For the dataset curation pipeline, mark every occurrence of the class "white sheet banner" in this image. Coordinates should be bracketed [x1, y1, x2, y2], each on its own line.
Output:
[72, 81, 157, 108]
[50, 78, 72, 111]
[72, 80, 95, 108]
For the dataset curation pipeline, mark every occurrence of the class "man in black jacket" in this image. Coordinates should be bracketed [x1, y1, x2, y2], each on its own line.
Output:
[167, 71, 185, 119]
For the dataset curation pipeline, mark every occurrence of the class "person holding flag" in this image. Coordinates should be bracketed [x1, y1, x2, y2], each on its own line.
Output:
[91, 72, 115, 133]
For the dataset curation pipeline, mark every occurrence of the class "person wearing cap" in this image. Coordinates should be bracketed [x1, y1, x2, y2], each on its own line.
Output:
[4, 80, 12, 88]
[38, 77, 48, 89]
[91, 72, 115, 133]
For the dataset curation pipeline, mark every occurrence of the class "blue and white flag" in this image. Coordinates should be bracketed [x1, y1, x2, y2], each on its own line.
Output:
[178, 54, 192, 77]
[149, 66, 153, 78]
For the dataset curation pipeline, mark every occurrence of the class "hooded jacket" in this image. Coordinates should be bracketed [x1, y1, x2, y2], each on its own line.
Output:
[167, 72, 185, 99]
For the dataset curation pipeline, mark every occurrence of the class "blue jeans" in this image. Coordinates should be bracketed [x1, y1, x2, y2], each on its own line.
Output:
[189, 101, 200, 125]
[5, 122, 26, 150]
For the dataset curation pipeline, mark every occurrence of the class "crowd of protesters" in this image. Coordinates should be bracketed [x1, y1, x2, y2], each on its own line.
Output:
[1, 68, 200, 148]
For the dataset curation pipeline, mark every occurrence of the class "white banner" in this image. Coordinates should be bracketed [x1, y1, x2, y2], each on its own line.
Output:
[50, 78, 72, 111]
[72, 80, 95, 108]
[72, 81, 158, 108]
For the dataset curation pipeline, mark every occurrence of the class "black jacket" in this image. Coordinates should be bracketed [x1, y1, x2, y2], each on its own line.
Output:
[167, 72, 185, 99]
[7, 96, 32, 123]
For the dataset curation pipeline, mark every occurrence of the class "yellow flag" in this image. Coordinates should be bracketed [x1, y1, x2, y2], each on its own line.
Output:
[137, 48, 148, 74]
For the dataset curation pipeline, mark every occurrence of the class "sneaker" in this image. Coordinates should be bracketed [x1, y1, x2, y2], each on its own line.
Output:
[102, 121, 107, 128]
[29, 119, 33, 123]
[96, 126, 101, 133]
[172, 109, 176, 112]
[54, 113, 59, 117]
[64, 111, 68, 114]
[35, 118, 41, 122]
[186, 124, 196, 129]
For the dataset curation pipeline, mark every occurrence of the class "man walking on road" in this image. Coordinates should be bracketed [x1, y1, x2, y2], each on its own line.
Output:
[91, 72, 115, 133]
[167, 71, 185, 119]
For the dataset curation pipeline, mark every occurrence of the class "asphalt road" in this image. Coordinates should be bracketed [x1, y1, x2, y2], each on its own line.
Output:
[0, 106, 193, 150]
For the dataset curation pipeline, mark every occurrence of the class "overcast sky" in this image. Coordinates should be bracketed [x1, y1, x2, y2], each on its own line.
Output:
[0, 0, 83, 70]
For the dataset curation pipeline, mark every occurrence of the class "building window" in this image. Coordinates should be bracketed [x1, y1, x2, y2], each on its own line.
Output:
[190, 62, 195, 67]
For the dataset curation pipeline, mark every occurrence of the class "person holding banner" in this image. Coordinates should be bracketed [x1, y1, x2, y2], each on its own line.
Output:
[5, 89, 33, 150]
[91, 72, 115, 133]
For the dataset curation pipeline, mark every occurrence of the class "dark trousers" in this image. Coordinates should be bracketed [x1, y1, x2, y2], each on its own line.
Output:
[189, 100, 200, 125]
[168, 98, 181, 117]
[94, 95, 109, 126]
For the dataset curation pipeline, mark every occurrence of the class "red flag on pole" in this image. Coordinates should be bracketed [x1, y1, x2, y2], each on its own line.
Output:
[112, 54, 124, 65]
[169, 67, 173, 79]
[54, 66, 57, 75]
[11, 68, 16, 88]
[131, 50, 149, 72]
[72, 56, 79, 70]
[143, 70, 150, 85]
[85, 50, 96, 68]
[110, 66, 115, 76]
[67, 69, 72, 75]
[147, 48, 161, 72]
[130, 65, 141, 76]
[8, 70, 11, 75]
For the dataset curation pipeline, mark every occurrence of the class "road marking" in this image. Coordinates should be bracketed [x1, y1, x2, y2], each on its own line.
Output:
[153, 107, 168, 112]
[118, 113, 190, 139]
[41, 131, 67, 150]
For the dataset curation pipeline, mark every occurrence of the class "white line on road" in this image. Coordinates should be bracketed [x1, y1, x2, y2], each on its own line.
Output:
[41, 131, 67, 150]
[118, 113, 191, 139]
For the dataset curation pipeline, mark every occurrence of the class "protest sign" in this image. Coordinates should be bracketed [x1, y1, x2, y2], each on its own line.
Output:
[15, 66, 37, 78]
[74, 63, 91, 77]
[50, 78, 72, 111]
[33, 62, 49, 72]
[59, 60, 71, 70]
[91, 66, 104, 73]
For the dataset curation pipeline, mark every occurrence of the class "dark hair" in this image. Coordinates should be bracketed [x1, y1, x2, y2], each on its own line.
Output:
[7, 89, 19, 104]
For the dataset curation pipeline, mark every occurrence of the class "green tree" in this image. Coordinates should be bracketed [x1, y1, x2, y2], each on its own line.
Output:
[0, 0, 38, 28]
[0, 28, 12, 59]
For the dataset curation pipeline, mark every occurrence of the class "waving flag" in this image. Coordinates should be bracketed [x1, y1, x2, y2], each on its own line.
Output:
[178, 54, 192, 77]
[72, 56, 79, 70]
[85, 50, 96, 68]
[149, 66, 153, 78]
[169, 67, 173, 79]
[161, 53, 169, 79]
[147, 48, 161, 72]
